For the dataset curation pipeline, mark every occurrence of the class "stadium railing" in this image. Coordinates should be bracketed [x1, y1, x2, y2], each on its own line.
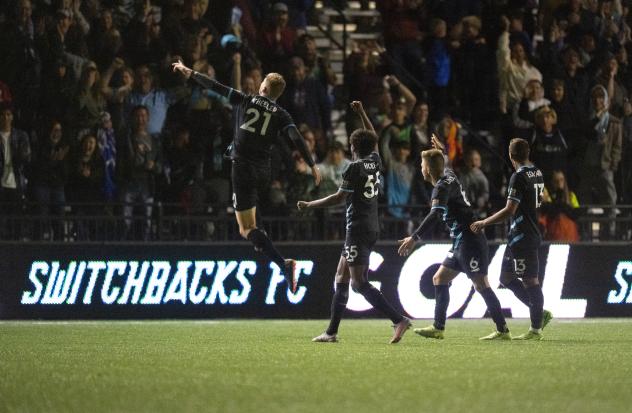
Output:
[0, 202, 630, 243]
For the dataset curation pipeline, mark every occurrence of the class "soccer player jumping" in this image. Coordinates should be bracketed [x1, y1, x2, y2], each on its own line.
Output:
[172, 60, 321, 293]
[298, 101, 412, 344]
[470, 138, 552, 340]
[398, 135, 511, 340]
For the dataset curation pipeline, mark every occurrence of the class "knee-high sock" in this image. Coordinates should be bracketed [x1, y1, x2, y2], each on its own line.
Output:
[355, 282, 403, 324]
[326, 283, 349, 335]
[526, 285, 544, 330]
[479, 287, 508, 332]
[504, 278, 531, 307]
[434, 285, 450, 330]
[247, 228, 285, 269]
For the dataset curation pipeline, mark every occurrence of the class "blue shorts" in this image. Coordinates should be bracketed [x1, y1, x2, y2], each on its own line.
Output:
[442, 231, 489, 277]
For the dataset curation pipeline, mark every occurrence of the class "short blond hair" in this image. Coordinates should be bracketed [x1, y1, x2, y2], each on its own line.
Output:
[421, 149, 445, 178]
[265, 73, 286, 99]
[534, 106, 557, 127]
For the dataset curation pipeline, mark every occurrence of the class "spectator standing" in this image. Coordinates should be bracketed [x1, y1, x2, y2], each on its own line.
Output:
[118, 105, 162, 240]
[594, 53, 629, 118]
[579, 85, 622, 237]
[164, 127, 203, 214]
[530, 106, 569, 181]
[67, 133, 105, 240]
[280, 57, 332, 157]
[124, 65, 188, 136]
[0, 105, 31, 239]
[39, 57, 75, 123]
[259, 2, 296, 73]
[68, 62, 106, 138]
[96, 112, 117, 202]
[453, 15, 493, 129]
[0, 0, 41, 127]
[497, 15, 543, 116]
[295, 34, 337, 87]
[459, 148, 489, 219]
[298, 124, 319, 165]
[423, 18, 451, 121]
[30, 120, 69, 240]
[88, 8, 123, 69]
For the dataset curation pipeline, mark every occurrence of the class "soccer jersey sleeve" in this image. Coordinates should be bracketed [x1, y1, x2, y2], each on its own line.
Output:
[340, 163, 356, 193]
[430, 182, 449, 214]
[190, 71, 248, 106]
[507, 173, 524, 204]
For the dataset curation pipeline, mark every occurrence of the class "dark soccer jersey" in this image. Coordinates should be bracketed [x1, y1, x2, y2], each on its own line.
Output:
[229, 91, 294, 167]
[340, 152, 382, 234]
[507, 165, 545, 245]
[431, 168, 476, 240]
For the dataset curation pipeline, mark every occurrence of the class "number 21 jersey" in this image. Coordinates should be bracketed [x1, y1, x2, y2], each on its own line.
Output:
[340, 152, 381, 234]
[230, 92, 294, 168]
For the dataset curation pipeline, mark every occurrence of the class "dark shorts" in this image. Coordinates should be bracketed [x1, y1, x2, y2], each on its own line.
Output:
[501, 243, 539, 278]
[342, 230, 378, 267]
[442, 231, 489, 278]
[231, 160, 270, 211]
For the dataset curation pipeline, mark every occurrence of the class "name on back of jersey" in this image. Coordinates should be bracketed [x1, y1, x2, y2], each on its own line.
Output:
[250, 97, 278, 112]
[525, 169, 543, 179]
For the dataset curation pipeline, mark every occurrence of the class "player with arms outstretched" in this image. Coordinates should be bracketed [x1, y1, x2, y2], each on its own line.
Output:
[172, 60, 321, 293]
[471, 138, 552, 340]
[297, 101, 412, 344]
[398, 136, 511, 340]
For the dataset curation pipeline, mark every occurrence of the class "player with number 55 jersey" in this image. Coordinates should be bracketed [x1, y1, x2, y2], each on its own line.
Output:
[297, 101, 411, 344]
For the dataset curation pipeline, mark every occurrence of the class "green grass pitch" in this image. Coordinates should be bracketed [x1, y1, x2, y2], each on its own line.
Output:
[1, 319, 631, 413]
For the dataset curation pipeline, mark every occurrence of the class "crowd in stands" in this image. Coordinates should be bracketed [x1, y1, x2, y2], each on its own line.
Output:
[0, 0, 630, 241]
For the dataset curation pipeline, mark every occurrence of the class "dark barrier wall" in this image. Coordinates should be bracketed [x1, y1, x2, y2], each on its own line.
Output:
[1, 243, 631, 319]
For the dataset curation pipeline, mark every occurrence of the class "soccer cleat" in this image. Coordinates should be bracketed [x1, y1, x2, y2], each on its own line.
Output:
[390, 317, 412, 344]
[479, 330, 512, 341]
[312, 332, 338, 343]
[283, 259, 298, 293]
[513, 330, 543, 341]
[542, 310, 553, 330]
[414, 325, 445, 340]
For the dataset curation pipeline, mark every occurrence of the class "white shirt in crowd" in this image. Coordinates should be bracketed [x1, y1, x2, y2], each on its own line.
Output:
[1, 130, 16, 189]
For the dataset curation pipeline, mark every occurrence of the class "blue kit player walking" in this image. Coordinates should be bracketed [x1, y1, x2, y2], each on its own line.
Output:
[298, 101, 411, 344]
[471, 138, 553, 339]
[172, 60, 321, 293]
[398, 136, 511, 340]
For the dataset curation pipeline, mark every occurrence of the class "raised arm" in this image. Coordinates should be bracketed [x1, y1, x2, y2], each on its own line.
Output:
[350, 100, 374, 133]
[385, 75, 417, 115]
[231, 52, 242, 90]
[172, 60, 243, 104]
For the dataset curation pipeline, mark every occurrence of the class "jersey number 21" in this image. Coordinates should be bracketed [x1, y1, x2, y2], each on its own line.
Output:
[240, 108, 272, 136]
